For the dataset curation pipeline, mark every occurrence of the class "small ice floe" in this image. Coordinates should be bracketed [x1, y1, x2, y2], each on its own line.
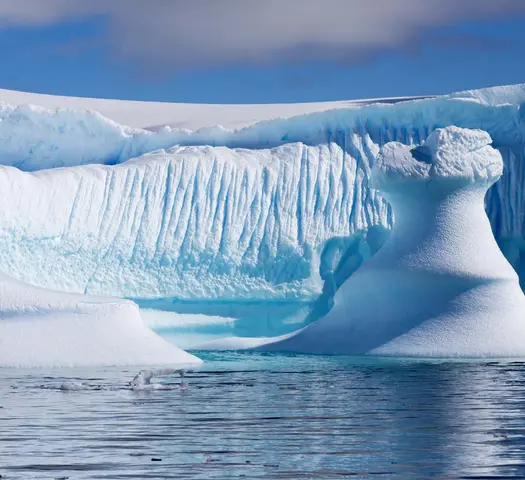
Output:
[60, 381, 101, 391]
[129, 368, 188, 391]
[53, 368, 189, 393]
[56, 368, 189, 392]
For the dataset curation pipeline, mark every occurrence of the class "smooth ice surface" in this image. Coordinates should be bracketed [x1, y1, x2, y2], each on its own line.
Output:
[259, 127, 525, 357]
[0, 271, 201, 367]
[141, 310, 235, 331]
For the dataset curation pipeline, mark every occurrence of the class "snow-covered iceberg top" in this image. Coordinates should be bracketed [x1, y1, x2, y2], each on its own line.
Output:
[0, 83, 522, 171]
[371, 126, 503, 191]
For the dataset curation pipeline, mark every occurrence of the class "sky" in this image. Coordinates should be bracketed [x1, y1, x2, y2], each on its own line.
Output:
[0, 0, 524, 104]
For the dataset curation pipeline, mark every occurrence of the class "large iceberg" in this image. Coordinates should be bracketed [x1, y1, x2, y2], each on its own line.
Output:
[0, 84, 524, 346]
[257, 127, 525, 357]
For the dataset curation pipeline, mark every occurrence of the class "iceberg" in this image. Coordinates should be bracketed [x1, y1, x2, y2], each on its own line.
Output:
[0, 83, 524, 347]
[257, 127, 525, 357]
[0, 271, 201, 367]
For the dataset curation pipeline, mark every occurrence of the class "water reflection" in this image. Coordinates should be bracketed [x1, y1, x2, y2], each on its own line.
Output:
[1, 356, 525, 479]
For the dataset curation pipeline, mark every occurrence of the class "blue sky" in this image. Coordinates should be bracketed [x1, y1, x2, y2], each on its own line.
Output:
[0, 1, 524, 103]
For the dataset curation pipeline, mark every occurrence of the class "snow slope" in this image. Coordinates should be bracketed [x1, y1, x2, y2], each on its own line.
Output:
[0, 271, 201, 367]
[258, 127, 525, 356]
[0, 83, 524, 343]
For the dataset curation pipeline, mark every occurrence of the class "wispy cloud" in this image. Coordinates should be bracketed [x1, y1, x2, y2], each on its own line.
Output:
[0, 0, 523, 69]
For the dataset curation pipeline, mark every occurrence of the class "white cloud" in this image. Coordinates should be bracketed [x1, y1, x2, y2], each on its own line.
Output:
[0, 0, 523, 69]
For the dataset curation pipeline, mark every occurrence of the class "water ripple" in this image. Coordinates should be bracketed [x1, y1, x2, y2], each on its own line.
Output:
[2, 354, 525, 479]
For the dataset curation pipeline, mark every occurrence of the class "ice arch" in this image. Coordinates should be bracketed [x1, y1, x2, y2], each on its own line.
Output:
[258, 126, 525, 357]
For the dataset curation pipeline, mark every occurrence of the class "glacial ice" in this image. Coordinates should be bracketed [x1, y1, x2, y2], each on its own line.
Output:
[0, 85, 524, 307]
[0, 85, 523, 172]
[0, 142, 387, 303]
[0, 83, 524, 348]
[0, 271, 201, 367]
[257, 127, 525, 357]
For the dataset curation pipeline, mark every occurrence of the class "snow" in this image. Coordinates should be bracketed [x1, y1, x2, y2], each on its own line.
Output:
[257, 127, 525, 357]
[371, 128, 503, 189]
[0, 270, 201, 367]
[0, 84, 521, 173]
[0, 83, 525, 358]
[448, 83, 525, 107]
[0, 87, 429, 130]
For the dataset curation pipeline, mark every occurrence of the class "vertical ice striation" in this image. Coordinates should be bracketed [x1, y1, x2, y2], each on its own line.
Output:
[0, 142, 388, 301]
[260, 127, 525, 357]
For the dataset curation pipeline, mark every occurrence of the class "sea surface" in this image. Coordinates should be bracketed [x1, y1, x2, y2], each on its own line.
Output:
[2, 353, 525, 479]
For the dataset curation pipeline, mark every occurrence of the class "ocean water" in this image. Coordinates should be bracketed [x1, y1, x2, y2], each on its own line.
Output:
[2, 353, 525, 479]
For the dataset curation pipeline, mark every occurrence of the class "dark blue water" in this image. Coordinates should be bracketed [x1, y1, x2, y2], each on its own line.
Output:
[2, 353, 525, 479]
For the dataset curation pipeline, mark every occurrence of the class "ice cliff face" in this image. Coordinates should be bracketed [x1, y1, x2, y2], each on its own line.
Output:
[0, 84, 524, 334]
[0, 142, 389, 301]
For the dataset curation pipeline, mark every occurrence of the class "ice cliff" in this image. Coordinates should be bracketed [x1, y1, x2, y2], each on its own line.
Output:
[0, 83, 524, 339]
[0, 142, 388, 301]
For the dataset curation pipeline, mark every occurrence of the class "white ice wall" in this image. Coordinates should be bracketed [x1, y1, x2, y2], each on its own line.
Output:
[0, 141, 388, 300]
[0, 83, 523, 310]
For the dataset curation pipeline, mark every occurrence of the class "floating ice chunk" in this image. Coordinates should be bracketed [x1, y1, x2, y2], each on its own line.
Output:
[258, 127, 525, 357]
[60, 381, 93, 391]
[130, 368, 188, 391]
[59, 381, 109, 391]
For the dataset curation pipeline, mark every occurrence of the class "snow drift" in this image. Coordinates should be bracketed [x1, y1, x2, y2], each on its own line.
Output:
[257, 127, 525, 357]
[0, 270, 201, 367]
